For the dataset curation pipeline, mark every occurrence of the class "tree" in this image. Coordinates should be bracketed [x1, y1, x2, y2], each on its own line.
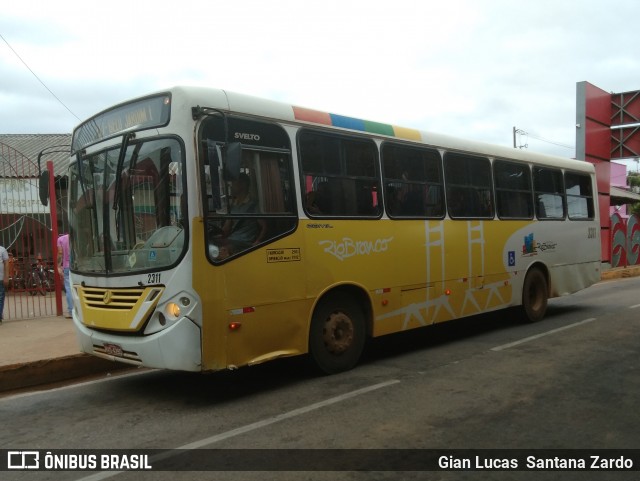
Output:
[628, 173, 640, 216]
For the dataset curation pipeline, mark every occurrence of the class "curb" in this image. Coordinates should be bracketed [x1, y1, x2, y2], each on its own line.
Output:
[0, 354, 133, 393]
[600, 266, 640, 281]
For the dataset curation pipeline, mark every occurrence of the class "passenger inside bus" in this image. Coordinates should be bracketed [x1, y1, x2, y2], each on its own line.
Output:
[219, 173, 268, 249]
[306, 181, 332, 215]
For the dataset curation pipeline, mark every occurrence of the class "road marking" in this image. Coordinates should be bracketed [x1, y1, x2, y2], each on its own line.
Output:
[181, 379, 401, 448]
[491, 318, 597, 352]
[630, 304, 640, 309]
[76, 379, 400, 481]
[0, 369, 150, 402]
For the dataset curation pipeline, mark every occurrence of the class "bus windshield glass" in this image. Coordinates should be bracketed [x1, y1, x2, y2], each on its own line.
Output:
[68, 137, 186, 274]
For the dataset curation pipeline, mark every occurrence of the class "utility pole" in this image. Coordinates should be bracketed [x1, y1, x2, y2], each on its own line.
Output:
[513, 127, 527, 149]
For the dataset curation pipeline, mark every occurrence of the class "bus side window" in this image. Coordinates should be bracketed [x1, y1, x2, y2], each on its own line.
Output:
[299, 131, 381, 218]
[381, 143, 444, 218]
[200, 116, 297, 263]
[534, 167, 565, 219]
[444, 152, 493, 219]
[494, 160, 533, 219]
[565, 172, 594, 220]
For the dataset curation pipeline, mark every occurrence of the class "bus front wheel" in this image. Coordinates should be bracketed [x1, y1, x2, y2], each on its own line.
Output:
[308, 295, 365, 374]
[521, 268, 548, 323]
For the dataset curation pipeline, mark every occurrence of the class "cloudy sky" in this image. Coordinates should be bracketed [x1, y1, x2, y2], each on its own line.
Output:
[1, 0, 638, 165]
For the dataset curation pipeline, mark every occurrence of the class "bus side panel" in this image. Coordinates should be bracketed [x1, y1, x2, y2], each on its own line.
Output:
[195, 222, 311, 370]
[369, 219, 525, 335]
[301, 218, 524, 337]
[192, 218, 228, 371]
[222, 229, 310, 368]
[549, 262, 601, 297]
[303, 219, 406, 336]
[194, 214, 599, 371]
[502, 219, 601, 301]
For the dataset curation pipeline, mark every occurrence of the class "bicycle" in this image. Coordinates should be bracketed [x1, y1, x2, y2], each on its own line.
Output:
[8, 258, 27, 291]
[28, 260, 51, 296]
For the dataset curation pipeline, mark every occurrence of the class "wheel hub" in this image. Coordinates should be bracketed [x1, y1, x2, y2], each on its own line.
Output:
[322, 312, 354, 354]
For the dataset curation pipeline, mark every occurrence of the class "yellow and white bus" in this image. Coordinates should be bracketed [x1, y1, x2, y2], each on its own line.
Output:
[62, 86, 601, 374]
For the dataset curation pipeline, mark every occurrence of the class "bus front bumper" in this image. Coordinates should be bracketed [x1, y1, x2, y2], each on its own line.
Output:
[73, 315, 202, 372]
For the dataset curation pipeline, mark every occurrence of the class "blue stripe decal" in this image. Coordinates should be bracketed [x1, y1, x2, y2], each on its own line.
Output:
[329, 114, 366, 131]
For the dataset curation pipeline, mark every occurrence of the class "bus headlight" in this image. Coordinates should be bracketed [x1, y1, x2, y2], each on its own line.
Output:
[166, 302, 181, 319]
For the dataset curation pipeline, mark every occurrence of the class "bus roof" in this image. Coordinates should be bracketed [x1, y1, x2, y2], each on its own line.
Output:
[112, 85, 596, 174]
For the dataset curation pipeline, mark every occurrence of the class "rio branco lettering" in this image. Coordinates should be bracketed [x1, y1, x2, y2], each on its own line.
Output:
[319, 237, 393, 261]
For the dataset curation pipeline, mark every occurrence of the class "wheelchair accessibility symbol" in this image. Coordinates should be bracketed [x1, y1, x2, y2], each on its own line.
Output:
[508, 251, 516, 267]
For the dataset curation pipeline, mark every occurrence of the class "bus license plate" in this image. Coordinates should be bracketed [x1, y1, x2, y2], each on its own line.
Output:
[103, 343, 124, 357]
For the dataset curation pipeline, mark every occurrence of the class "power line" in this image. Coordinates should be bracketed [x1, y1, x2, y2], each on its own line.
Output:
[526, 132, 574, 150]
[0, 32, 81, 122]
[513, 126, 574, 151]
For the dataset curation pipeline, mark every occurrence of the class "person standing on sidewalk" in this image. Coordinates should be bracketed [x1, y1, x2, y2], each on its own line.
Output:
[0, 245, 8, 324]
[57, 233, 73, 318]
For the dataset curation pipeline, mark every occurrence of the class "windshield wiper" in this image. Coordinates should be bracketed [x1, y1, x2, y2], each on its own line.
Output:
[111, 132, 135, 245]
[104, 132, 135, 271]
[112, 132, 135, 214]
[76, 149, 91, 210]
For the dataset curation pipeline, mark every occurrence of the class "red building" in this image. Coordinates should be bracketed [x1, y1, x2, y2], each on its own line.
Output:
[576, 82, 640, 267]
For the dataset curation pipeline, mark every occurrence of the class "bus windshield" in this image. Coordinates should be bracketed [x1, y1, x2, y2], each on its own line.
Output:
[68, 136, 186, 275]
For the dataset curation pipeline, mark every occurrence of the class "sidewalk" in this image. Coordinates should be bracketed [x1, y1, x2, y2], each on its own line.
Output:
[0, 265, 638, 394]
[0, 316, 132, 393]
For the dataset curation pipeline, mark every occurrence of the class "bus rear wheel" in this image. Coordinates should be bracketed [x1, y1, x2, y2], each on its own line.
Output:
[521, 268, 548, 323]
[308, 295, 365, 374]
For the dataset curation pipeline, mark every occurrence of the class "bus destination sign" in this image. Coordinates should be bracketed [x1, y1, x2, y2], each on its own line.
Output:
[72, 95, 171, 152]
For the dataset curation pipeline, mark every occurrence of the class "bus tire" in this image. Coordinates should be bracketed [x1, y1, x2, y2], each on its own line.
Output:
[308, 295, 366, 374]
[521, 267, 548, 323]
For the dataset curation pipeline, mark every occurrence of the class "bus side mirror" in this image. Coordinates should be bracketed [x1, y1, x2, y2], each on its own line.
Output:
[224, 142, 242, 180]
[39, 170, 50, 206]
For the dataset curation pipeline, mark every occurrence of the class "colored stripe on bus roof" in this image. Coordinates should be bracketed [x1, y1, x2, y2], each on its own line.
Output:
[292, 106, 421, 141]
[392, 126, 422, 141]
[292, 106, 331, 125]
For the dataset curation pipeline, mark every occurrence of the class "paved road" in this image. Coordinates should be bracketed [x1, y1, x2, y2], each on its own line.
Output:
[2, 277, 640, 481]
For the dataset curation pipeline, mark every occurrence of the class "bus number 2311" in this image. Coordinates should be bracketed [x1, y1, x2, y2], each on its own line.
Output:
[148, 273, 161, 284]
